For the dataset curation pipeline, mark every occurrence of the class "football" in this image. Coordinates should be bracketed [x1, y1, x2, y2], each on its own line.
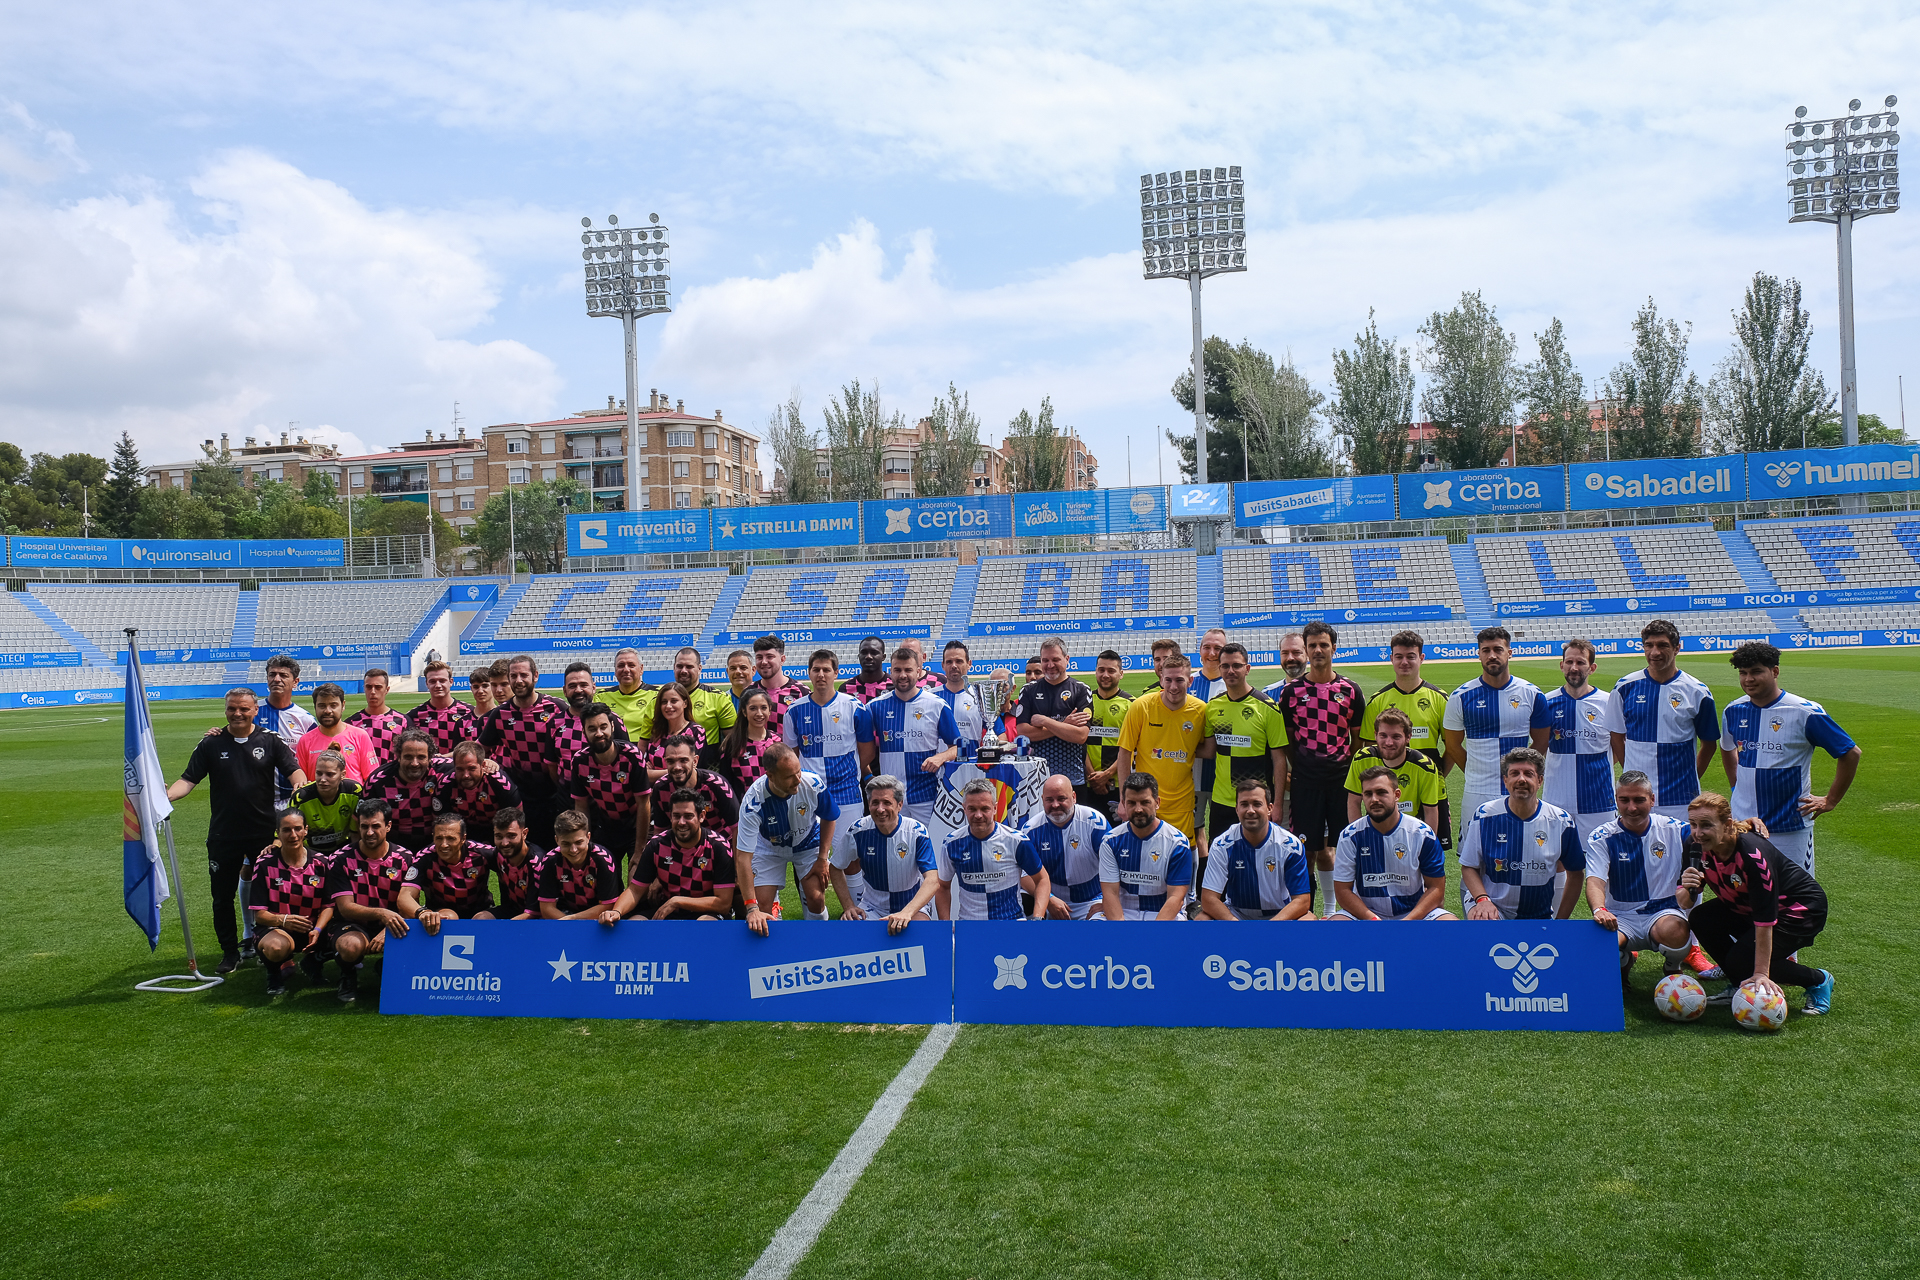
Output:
[1731, 979, 1790, 1032]
[1653, 972, 1708, 1021]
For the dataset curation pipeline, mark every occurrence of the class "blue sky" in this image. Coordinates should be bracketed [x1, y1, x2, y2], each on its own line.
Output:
[1, 2, 1915, 476]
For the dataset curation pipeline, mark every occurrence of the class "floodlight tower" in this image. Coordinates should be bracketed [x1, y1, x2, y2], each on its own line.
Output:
[1785, 96, 1900, 447]
[1141, 166, 1245, 552]
[581, 212, 672, 524]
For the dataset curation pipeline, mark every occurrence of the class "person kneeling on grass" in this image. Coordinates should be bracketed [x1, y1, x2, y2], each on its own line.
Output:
[735, 744, 841, 935]
[489, 806, 543, 921]
[538, 809, 623, 920]
[249, 809, 333, 995]
[602, 789, 738, 922]
[1327, 768, 1455, 921]
[1681, 790, 1835, 1015]
[398, 812, 507, 935]
[322, 799, 413, 1004]
[1095, 773, 1189, 922]
[829, 774, 940, 933]
[1201, 778, 1315, 921]
[1584, 771, 1694, 988]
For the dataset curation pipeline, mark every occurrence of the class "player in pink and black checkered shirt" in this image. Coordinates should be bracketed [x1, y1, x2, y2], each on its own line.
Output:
[1273, 620, 1366, 912]
[347, 668, 409, 768]
[566, 702, 650, 879]
[478, 654, 572, 846]
[600, 787, 739, 921]
[405, 659, 483, 754]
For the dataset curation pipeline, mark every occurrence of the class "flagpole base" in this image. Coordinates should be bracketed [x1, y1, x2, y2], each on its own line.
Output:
[135, 973, 225, 993]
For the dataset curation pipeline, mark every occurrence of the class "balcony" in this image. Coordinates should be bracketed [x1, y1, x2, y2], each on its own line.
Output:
[592, 465, 626, 488]
[369, 476, 428, 494]
[566, 444, 625, 460]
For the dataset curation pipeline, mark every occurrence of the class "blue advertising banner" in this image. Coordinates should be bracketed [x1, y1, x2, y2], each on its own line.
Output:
[1224, 605, 1452, 627]
[378, 920, 954, 1022]
[1105, 486, 1169, 533]
[715, 626, 933, 645]
[1168, 483, 1230, 519]
[1573, 456, 1744, 510]
[238, 540, 346, 568]
[712, 502, 861, 551]
[1497, 590, 1805, 618]
[8, 537, 246, 569]
[462, 633, 696, 655]
[862, 495, 1012, 543]
[1014, 491, 1105, 537]
[115, 647, 254, 665]
[568, 511, 711, 556]
[0, 651, 83, 668]
[1748, 444, 1920, 499]
[1400, 466, 1565, 517]
[1233, 476, 1396, 526]
[952, 921, 1622, 1030]
[968, 615, 1191, 636]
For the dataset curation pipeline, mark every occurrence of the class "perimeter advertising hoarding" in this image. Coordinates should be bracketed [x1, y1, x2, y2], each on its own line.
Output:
[711, 502, 861, 552]
[1233, 476, 1396, 526]
[1571, 457, 1744, 510]
[862, 495, 1014, 543]
[567, 511, 712, 556]
[1399, 466, 1565, 517]
[1747, 444, 1920, 500]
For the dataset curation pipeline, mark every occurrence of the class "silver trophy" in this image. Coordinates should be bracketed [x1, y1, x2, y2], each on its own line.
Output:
[969, 674, 1015, 763]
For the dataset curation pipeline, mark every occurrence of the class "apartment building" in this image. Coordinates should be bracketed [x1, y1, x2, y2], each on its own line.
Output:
[809, 417, 1100, 499]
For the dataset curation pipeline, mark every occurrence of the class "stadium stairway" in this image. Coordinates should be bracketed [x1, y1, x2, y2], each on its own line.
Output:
[1718, 529, 1800, 629]
[701, 573, 750, 644]
[1449, 543, 1495, 629]
[17, 593, 109, 666]
[942, 564, 981, 643]
[467, 582, 527, 648]
[1195, 554, 1223, 633]
[230, 590, 260, 649]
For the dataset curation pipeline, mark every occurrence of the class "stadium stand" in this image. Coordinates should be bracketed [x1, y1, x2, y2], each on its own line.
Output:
[725, 560, 957, 638]
[1473, 524, 1746, 601]
[1222, 538, 1465, 617]
[1229, 620, 1479, 653]
[1800, 605, 1920, 631]
[1743, 513, 1920, 591]
[31, 584, 239, 656]
[0, 592, 79, 655]
[489, 570, 730, 647]
[254, 580, 453, 653]
[964, 550, 1196, 663]
[1500, 611, 1779, 643]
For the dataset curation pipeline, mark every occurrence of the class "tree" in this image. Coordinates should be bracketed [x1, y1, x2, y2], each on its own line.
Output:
[1518, 318, 1594, 465]
[821, 380, 897, 503]
[471, 478, 583, 574]
[1228, 344, 1330, 479]
[1327, 311, 1417, 475]
[133, 486, 225, 538]
[1419, 290, 1519, 470]
[3, 452, 109, 534]
[1855, 412, 1910, 445]
[1603, 298, 1704, 460]
[915, 383, 984, 497]
[0, 442, 24, 486]
[99, 432, 145, 537]
[1167, 335, 1249, 482]
[1704, 272, 1833, 455]
[1003, 398, 1071, 493]
[765, 391, 823, 505]
[186, 447, 252, 534]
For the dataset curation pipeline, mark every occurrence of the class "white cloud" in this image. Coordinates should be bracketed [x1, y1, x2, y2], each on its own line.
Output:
[0, 150, 560, 463]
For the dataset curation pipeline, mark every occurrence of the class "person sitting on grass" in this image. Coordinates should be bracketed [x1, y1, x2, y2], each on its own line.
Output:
[322, 799, 413, 1004]
[249, 809, 333, 996]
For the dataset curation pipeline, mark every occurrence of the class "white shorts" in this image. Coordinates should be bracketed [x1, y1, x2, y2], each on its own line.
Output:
[751, 844, 826, 888]
[1573, 810, 1610, 850]
[1325, 907, 1456, 921]
[1116, 906, 1187, 921]
[1613, 905, 1688, 950]
[1050, 893, 1100, 920]
[1653, 804, 1692, 826]
[906, 799, 940, 835]
[1764, 826, 1815, 872]
[833, 799, 866, 832]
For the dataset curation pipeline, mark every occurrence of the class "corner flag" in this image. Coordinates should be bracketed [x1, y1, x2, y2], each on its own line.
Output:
[123, 653, 173, 949]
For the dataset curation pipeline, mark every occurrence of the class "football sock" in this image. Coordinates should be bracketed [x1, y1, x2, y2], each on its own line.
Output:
[1658, 943, 1691, 969]
[803, 906, 829, 921]
[1314, 868, 1335, 912]
[264, 960, 286, 986]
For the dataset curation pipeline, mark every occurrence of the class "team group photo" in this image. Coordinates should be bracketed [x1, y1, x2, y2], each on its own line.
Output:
[4, 4, 1916, 1278]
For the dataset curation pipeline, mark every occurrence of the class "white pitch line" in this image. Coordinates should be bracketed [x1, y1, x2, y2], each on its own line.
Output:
[744, 1022, 960, 1280]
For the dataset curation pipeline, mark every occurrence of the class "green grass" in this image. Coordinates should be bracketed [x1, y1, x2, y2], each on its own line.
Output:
[4, 655, 1919, 1278]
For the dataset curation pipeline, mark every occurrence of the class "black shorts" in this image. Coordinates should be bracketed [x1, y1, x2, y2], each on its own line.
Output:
[1209, 801, 1243, 848]
[1289, 773, 1347, 852]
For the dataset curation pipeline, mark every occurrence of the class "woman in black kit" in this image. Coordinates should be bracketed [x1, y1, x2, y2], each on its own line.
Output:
[1682, 790, 1835, 1016]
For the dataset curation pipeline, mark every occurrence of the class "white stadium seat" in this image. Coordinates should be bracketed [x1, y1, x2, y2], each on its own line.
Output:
[31, 585, 238, 654]
[729, 560, 956, 635]
[1743, 513, 1920, 593]
[1474, 525, 1744, 601]
[492, 572, 730, 642]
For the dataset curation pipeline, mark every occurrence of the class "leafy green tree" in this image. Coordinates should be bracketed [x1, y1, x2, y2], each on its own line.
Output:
[1228, 344, 1330, 479]
[1328, 311, 1417, 475]
[134, 486, 225, 538]
[1167, 334, 1249, 482]
[1419, 291, 1519, 469]
[1603, 298, 1704, 460]
[821, 380, 897, 503]
[1519, 318, 1595, 465]
[765, 392, 823, 505]
[915, 383, 984, 497]
[1705, 273, 1833, 455]
[99, 432, 145, 537]
[1003, 398, 1072, 493]
[471, 478, 583, 573]
[185, 449, 251, 533]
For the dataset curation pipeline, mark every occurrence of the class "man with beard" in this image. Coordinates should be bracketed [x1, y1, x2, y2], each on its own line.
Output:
[1537, 639, 1619, 852]
[1097, 772, 1193, 921]
[566, 701, 649, 879]
[646, 735, 739, 848]
[361, 730, 447, 851]
[749, 635, 808, 732]
[867, 647, 961, 831]
[1082, 649, 1134, 822]
[1445, 626, 1548, 822]
[489, 806, 544, 920]
[839, 635, 893, 704]
[1022, 773, 1109, 920]
[406, 659, 481, 753]
[322, 799, 413, 1003]
[399, 812, 504, 926]
[1201, 778, 1315, 921]
[1261, 632, 1308, 699]
[295, 683, 378, 785]
[1328, 769, 1454, 922]
[606, 789, 738, 921]
[441, 740, 519, 836]
[478, 654, 570, 845]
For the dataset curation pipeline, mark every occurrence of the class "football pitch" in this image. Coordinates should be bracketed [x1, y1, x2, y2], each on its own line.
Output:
[3, 651, 1917, 1279]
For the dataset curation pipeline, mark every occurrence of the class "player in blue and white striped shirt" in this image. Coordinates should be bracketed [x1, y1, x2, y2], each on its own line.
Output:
[1537, 639, 1619, 849]
[1329, 767, 1453, 921]
[782, 649, 876, 826]
[937, 780, 1049, 921]
[1202, 778, 1314, 920]
[1719, 642, 1860, 872]
[1023, 773, 1109, 920]
[1603, 620, 1719, 823]
[1443, 626, 1547, 821]
[1098, 772, 1194, 920]
[828, 774, 938, 931]
[1460, 747, 1584, 921]
[867, 646, 962, 829]
[734, 745, 840, 933]
[1583, 771, 1694, 980]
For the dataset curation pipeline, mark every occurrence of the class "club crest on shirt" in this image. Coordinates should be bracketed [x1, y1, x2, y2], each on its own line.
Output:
[1182, 721, 1193, 732]
[1669, 694, 1683, 710]
[1770, 718, 1783, 734]
[1265, 858, 1277, 872]
[1534, 832, 1546, 849]
[1582, 707, 1599, 725]
[1651, 841, 1667, 860]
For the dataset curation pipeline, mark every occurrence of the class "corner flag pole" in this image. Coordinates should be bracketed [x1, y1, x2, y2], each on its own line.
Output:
[126, 630, 222, 993]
